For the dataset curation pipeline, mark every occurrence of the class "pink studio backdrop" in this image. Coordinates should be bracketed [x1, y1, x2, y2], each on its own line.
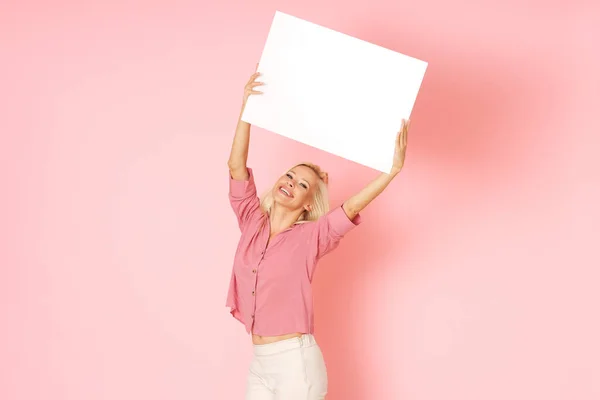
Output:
[1, 1, 598, 399]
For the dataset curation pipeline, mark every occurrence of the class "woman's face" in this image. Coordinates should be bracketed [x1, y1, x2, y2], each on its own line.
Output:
[272, 165, 319, 212]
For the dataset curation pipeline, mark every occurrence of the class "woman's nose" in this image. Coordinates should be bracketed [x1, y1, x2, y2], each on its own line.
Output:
[286, 181, 294, 188]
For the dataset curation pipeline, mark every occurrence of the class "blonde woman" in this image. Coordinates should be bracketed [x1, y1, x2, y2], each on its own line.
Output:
[226, 69, 410, 400]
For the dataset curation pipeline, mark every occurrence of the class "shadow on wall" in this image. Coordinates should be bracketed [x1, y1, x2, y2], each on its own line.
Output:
[309, 36, 546, 399]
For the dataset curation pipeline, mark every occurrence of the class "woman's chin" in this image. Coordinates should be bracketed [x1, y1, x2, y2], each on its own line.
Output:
[273, 192, 294, 206]
[274, 190, 289, 201]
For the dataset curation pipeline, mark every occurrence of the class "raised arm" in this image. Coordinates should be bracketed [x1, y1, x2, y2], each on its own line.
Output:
[227, 68, 264, 180]
[342, 119, 410, 219]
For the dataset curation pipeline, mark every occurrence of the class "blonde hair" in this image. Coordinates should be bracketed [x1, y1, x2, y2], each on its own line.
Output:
[260, 162, 330, 223]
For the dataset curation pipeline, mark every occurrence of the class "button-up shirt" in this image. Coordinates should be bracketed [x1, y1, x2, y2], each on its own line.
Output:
[226, 168, 362, 336]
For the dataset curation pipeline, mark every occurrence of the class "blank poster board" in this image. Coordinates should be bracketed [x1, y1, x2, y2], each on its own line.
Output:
[242, 11, 428, 173]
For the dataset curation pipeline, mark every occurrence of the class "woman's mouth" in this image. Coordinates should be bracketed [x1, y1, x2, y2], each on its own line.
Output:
[279, 186, 293, 198]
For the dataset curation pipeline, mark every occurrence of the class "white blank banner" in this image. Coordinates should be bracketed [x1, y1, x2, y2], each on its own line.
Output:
[242, 11, 428, 173]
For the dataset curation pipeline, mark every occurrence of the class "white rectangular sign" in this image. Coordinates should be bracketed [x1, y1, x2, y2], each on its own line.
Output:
[242, 11, 428, 173]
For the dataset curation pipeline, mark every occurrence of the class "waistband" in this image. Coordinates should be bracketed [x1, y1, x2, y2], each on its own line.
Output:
[253, 334, 317, 356]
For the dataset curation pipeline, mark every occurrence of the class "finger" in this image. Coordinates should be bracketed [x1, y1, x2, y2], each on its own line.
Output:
[402, 126, 407, 147]
[245, 83, 262, 91]
[246, 72, 261, 85]
[247, 89, 263, 95]
[255, 63, 259, 72]
[398, 120, 406, 144]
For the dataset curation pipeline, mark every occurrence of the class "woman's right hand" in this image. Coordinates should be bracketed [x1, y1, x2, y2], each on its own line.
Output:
[242, 68, 264, 108]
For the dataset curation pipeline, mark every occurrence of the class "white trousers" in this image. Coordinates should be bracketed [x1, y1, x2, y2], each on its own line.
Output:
[245, 334, 328, 400]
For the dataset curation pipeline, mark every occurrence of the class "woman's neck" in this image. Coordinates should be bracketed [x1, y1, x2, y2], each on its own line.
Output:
[269, 203, 303, 236]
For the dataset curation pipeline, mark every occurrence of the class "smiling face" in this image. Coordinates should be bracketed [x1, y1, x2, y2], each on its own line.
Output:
[271, 165, 320, 212]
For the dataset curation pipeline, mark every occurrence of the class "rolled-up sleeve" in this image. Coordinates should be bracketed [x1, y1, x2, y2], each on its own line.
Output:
[309, 205, 362, 260]
[229, 168, 261, 231]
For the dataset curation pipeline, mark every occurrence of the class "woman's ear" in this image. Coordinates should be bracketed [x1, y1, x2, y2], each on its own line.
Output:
[305, 204, 312, 212]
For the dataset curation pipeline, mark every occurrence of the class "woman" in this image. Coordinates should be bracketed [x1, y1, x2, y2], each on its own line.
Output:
[226, 69, 410, 400]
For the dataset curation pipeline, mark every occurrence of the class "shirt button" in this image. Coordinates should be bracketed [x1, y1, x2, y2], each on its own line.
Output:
[252, 269, 257, 273]
[252, 290, 255, 296]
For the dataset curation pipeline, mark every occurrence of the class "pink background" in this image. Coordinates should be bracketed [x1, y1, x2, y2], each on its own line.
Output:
[1, 1, 599, 399]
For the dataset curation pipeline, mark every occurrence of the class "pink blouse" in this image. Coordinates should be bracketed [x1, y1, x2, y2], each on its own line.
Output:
[226, 168, 362, 336]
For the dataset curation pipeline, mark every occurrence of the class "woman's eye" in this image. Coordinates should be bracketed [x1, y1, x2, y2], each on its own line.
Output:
[300, 184, 307, 189]
[286, 173, 292, 178]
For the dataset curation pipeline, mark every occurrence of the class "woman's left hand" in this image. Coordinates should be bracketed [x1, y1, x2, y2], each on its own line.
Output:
[390, 118, 410, 175]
